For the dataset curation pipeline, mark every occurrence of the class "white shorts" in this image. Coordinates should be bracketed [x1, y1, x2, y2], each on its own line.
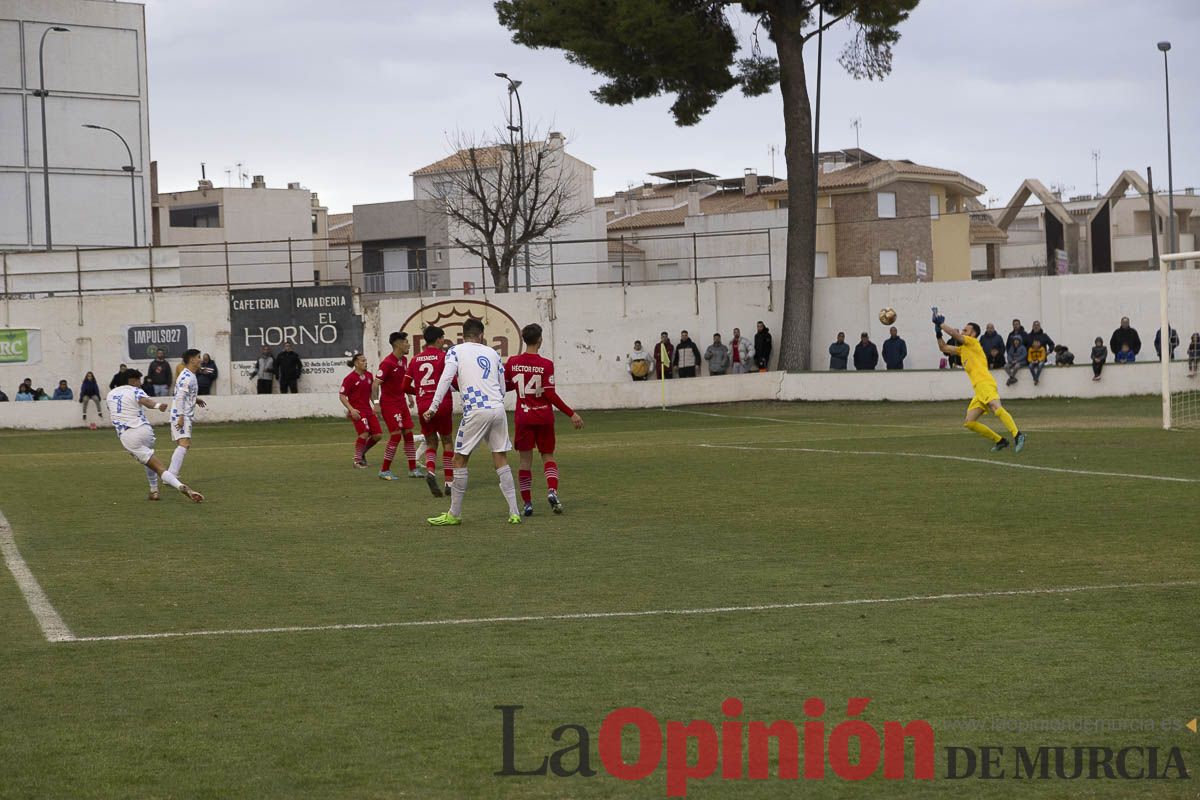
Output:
[120, 425, 156, 465]
[171, 416, 194, 441]
[453, 405, 511, 455]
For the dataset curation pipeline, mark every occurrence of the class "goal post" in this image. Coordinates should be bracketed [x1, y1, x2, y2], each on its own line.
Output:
[1160, 249, 1200, 430]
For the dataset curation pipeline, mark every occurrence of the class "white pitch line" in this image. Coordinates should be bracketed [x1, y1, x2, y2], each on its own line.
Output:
[0, 510, 75, 642]
[66, 580, 1200, 644]
[700, 443, 1200, 484]
[668, 407, 941, 431]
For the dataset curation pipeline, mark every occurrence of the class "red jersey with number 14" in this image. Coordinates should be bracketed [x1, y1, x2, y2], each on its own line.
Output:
[375, 352, 410, 403]
[505, 352, 574, 426]
[340, 369, 374, 412]
[407, 346, 448, 413]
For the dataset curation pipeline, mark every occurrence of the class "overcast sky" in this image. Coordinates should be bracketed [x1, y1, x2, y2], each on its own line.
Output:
[143, 0, 1198, 213]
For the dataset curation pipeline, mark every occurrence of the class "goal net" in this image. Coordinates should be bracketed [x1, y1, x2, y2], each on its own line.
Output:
[1161, 250, 1200, 429]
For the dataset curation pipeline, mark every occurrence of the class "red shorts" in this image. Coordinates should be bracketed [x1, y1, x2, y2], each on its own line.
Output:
[351, 410, 381, 437]
[380, 400, 413, 434]
[419, 403, 453, 439]
[514, 422, 555, 454]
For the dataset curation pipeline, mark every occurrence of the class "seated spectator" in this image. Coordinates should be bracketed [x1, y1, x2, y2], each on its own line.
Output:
[1029, 320, 1054, 351]
[52, 379, 73, 400]
[33, 386, 49, 400]
[197, 354, 219, 395]
[1052, 344, 1074, 366]
[979, 323, 1005, 362]
[0, 388, 7, 401]
[987, 346, 1005, 370]
[1110, 317, 1141, 357]
[1188, 333, 1200, 379]
[1009, 319, 1031, 349]
[1154, 326, 1180, 360]
[852, 332, 878, 371]
[1115, 343, 1136, 364]
[16, 382, 34, 401]
[1005, 338, 1027, 385]
[1027, 340, 1047, 386]
[828, 332, 850, 370]
[1091, 337, 1108, 381]
[80, 371, 102, 419]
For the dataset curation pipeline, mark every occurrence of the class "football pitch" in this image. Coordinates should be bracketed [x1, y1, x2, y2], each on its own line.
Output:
[1, 397, 1197, 798]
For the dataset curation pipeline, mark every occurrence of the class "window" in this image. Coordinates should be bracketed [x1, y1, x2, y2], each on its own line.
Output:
[877, 192, 896, 219]
[929, 194, 940, 219]
[815, 251, 829, 278]
[879, 250, 899, 276]
[168, 204, 220, 228]
[657, 262, 680, 281]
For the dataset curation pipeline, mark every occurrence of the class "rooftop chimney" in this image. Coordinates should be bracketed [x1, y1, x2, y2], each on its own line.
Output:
[687, 184, 701, 216]
[743, 168, 758, 196]
[197, 179, 214, 190]
[614, 191, 627, 216]
[288, 181, 302, 190]
[251, 174, 266, 189]
[548, 131, 564, 149]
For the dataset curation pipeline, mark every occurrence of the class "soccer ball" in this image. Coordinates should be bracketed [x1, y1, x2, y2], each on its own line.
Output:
[878, 307, 897, 325]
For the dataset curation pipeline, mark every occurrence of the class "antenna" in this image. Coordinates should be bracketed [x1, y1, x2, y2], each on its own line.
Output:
[236, 161, 246, 187]
[850, 117, 862, 151]
[200, 162, 206, 180]
[1091, 149, 1101, 196]
[768, 144, 779, 179]
[224, 168, 232, 187]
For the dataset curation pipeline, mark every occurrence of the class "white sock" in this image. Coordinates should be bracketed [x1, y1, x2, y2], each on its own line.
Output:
[449, 468, 468, 517]
[161, 470, 183, 490]
[169, 446, 187, 476]
[145, 465, 159, 490]
[496, 465, 519, 516]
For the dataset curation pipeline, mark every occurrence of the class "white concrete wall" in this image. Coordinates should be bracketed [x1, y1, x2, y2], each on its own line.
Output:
[0, 0, 151, 250]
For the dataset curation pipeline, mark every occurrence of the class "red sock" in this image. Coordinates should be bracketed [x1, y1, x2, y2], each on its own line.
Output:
[544, 460, 559, 492]
[403, 431, 417, 471]
[362, 437, 378, 456]
[443, 451, 454, 483]
[354, 438, 366, 461]
[425, 447, 437, 473]
[381, 434, 401, 472]
[518, 469, 532, 504]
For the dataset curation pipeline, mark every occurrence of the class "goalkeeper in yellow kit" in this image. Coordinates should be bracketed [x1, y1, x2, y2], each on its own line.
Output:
[933, 309, 1027, 453]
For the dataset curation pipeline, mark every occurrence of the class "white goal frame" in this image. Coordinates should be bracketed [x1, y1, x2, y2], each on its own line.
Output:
[1160, 249, 1200, 429]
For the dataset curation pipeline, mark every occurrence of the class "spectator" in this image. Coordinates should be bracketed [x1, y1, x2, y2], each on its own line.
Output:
[828, 332, 850, 370]
[704, 333, 730, 376]
[945, 336, 962, 369]
[1189, 333, 1200, 378]
[1005, 338, 1027, 386]
[1028, 321, 1054, 351]
[196, 354, 218, 395]
[0, 388, 7, 401]
[987, 346, 1004, 370]
[1109, 317, 1141, 357]
[729, 327, 753, 374]
[1154, 326, 1180, 360]
[275, 342, 304, 394]
[52, 379, 73, 400]
[979, 323, 1005, 363]
[753, 321, 773, 372]
[145, 348, 172, 398]
[33, 386, 49, 400]
[672, 330, 702, 378]
[1027, 339, 1047, 385]
[16, 382, 33, 401]
[881, 327, 907, 370]
[1008, 318, 1031, 349]
[109, 363, 128, 390]
[1052, 345, 1074, 366]
[1115, 343, 1136, 364]
[79, 371, 102, 419]
[654, 332, 674, 380]
[250, 345, 276, 394]
[853, 332, 878, 371]
[627, 340, 652, 381]
[1090, 337, 1108, 381]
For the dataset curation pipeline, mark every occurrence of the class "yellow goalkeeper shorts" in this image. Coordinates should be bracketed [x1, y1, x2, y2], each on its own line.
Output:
[967, 384, 1000, 414]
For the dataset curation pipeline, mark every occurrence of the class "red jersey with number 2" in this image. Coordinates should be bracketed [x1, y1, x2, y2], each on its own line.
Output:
[506, 352, 573, 426]
[407, 346, 448, 413]
[340, 369, 374, 412]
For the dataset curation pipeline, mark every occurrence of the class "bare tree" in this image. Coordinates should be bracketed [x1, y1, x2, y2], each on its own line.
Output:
[424, 106, 587, 293]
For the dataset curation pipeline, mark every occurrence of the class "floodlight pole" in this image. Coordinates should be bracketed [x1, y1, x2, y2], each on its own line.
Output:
[83, 124, 138, 246]
[35, 26, 69, 250]
[1157, 42, 1176, 254]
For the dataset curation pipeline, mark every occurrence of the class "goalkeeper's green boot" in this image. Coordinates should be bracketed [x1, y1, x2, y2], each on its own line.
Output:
[1014, 432, 1027, 453]
[427, 511, 462, 526]
[507, 514, 522, 525]
[990, 438, 1009, 453]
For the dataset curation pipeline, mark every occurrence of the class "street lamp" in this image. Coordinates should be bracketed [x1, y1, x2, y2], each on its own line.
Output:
[83, 124, 138, 246]
[34, 25, 69, 250]
[1157, 41, 1175, 254]
[495, 72, 529, 291]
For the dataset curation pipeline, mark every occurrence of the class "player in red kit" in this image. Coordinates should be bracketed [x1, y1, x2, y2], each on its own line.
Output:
[339, 353, 380, 468]
[373, 331, 424, 481]
[406, 325, 454, 497]
[505, 323, 583, 516]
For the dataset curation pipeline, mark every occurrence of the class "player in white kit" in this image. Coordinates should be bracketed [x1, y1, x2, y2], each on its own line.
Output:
[106, 368, 204, 503]
[168, 349, 206, 479]
[424, 317, 521, 525]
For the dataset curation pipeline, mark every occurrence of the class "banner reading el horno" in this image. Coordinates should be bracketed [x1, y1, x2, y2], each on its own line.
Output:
[229, 287, 363, 360]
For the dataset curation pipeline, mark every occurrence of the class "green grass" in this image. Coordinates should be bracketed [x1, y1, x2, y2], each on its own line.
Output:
[1, 397, 1198, 798]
